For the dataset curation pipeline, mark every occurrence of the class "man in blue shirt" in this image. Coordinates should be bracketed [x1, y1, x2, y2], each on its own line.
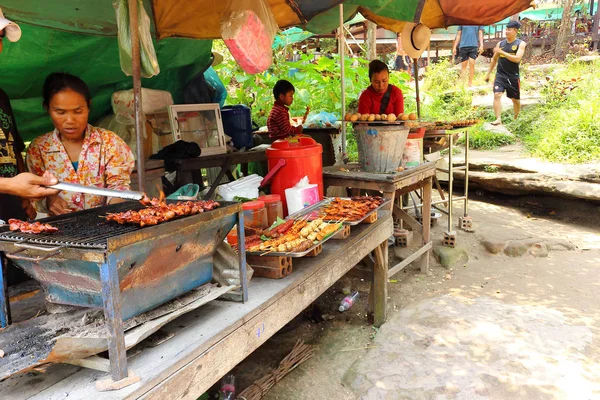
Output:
[453, 26, 484, 86]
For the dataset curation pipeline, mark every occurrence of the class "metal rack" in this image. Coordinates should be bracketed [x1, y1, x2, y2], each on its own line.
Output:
[400, 128, 472, 246]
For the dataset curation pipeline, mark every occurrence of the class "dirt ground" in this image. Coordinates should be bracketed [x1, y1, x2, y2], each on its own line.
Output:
[215, 192, 600, 399]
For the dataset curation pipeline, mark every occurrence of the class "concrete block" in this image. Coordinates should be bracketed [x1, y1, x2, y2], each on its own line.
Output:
[459, 216, 474, 232]
[443, 231, 457, 248]
[394, 229, 413, 247]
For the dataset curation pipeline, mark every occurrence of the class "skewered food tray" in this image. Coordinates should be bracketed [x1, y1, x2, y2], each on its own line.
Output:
[289, 196, 391, 226]
[245, 217, 344, 257]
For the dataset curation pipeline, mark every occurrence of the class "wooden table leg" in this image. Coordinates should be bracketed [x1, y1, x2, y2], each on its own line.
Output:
[384, 191, 395, 214]
[241, 163, 249, 177]
[373, 240, 388, 327]
[100, 256, 128, 381]
[420, 177, 432, 274]
[203, 163, 229, 200]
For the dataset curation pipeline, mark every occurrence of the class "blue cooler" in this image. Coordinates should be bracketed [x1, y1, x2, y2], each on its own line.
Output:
[221, 105, 254, 149]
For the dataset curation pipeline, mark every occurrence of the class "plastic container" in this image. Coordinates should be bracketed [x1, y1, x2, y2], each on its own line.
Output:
[226, 228, 239, 246]
[265, 136, 323, 216]
[354, 124, 409, 173]
[218, 174, 262, 201]
[242, 200, 268, 229]
[220, 374, 236, 400]
[221, 105, 254, 149]
[402, 127, 425, 168]
[339, 291, 360, 312]
[258, 194, 283, 226]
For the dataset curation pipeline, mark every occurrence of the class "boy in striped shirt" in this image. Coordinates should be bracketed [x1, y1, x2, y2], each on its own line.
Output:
[267, 80, 303, 139]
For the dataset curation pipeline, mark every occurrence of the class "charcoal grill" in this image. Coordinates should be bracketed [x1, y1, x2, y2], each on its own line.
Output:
[0, 200, 247, 382]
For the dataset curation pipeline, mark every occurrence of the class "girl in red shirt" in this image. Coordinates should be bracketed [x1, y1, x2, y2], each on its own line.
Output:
[358, 60, 404, 116]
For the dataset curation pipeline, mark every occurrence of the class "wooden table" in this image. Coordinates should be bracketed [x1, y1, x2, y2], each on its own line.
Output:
[323, 162, 436, 276]
[173, 149, 267, 199]
[0, 213, 391, 400]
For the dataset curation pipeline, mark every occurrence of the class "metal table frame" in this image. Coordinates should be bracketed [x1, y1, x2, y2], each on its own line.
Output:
[417, 129, 473, 243]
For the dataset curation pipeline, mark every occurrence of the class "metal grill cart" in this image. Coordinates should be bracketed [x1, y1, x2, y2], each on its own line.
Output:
[0, 201, 247, 384]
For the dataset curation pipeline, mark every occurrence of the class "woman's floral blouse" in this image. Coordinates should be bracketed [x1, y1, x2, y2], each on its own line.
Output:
[26, 125, 135, 212]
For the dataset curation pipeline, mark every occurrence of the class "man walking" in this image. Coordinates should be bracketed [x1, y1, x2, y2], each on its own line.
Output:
[395, 33, 411, 73]
[453, 25, 484, 86]
[485, 21, 527, 125]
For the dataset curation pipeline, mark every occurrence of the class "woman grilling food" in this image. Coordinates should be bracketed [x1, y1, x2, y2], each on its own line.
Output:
[27, 73, 135, 216]
[358, 60, 404, 116]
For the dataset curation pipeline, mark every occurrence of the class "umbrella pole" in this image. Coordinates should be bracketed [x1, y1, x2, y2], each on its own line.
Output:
[128, 0, 145, 192]
[339, 4, 347, 159]
[413, 58, 421, 118]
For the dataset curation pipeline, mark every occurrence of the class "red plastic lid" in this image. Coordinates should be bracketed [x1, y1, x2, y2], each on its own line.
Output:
[408, 127, 426, 139]
[242, 200, 265, 211]
[258, 194, 281, 204]
[267, 136, 322, 158]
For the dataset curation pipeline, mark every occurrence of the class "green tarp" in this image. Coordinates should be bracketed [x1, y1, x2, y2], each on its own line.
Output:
[520, 3, 598, 21]
[1, 23, 212, 142]
[273, 28, 314, 49]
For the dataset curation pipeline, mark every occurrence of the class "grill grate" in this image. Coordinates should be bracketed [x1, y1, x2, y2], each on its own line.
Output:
[0, 201, 168, 250]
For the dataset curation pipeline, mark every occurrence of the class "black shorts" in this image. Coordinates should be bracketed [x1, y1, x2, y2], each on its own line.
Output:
[493, 75, 521, 100]
[458, 46, 478, 62]
[395, 55, 411, 71]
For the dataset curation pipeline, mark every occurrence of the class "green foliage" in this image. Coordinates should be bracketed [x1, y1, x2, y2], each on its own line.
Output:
[483, 165, 500, 173]
[214, 40, 412, 128]
[505, 60, 600, 163]
[420, 60, 479, 121]
[457, 126, 517, 150]
[346, 128, 359, 162]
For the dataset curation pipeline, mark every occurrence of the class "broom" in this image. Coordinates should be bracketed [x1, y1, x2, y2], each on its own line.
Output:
[237, 340, 314, 400]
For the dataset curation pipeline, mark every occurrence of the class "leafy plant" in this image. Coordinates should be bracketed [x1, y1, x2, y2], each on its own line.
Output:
[505, 59, 600, 163]
[214, 40, 412, 128]
[457, 126, 517, 150]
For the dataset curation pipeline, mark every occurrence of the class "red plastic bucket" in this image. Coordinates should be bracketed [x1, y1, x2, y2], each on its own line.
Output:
[265, 136, 323, 216]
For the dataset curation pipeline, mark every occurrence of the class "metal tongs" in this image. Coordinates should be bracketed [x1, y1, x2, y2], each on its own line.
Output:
[48, 182, 145, 201]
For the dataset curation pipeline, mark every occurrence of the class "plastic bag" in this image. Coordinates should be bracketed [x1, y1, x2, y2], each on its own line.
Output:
[303, 112, 340, 129]
[112, 88, 174, 125]
[285, 176, 319, 214]
[204, 67, 228, 108]
[220, 0, 277, 74]
[114, 0, 160, 78]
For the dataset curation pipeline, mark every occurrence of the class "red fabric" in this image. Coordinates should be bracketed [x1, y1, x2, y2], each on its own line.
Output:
[440, 0, 534, 27]
[358, 84, 404, 115]
[267, 102, 302, 139]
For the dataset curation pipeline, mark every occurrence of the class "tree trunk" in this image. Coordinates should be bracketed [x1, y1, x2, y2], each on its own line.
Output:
[366, 21, 377, 61]
[555, 0, 575, 58]
[593, 3, 600, 50]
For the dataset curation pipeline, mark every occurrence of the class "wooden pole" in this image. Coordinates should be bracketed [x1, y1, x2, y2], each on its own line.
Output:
[128, 0, 145, 192]
[339, 4, 346, 158]
[413, 59, 421, 118]
[593, 3, 600, 50]
[366, 21, 377, 60]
